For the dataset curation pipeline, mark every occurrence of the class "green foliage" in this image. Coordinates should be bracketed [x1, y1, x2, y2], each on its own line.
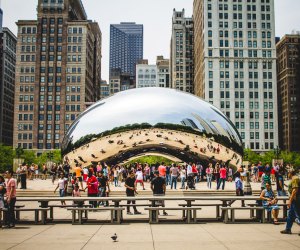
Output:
[126, 155, 178, 166]
[0, 144, 14, 172]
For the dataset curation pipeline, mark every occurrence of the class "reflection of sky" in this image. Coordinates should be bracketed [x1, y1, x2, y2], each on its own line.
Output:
[64, 88, 242, 146]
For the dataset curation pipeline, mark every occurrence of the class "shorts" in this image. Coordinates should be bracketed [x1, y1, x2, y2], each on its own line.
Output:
[77, 176, 83, 182]
[135, 179, 144, 184]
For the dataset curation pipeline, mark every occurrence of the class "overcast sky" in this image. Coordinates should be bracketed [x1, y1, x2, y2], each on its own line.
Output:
[2, 0, 300, 81]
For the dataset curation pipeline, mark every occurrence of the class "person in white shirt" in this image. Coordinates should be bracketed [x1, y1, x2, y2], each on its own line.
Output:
[180, 166, 186, 189]
[135, 168, 145, 190]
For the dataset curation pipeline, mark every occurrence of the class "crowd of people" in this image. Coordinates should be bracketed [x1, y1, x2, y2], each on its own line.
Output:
[0, 160, 299, 234]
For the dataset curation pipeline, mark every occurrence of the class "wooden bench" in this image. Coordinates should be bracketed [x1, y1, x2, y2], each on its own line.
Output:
[247, 203, 288, 221]
[67, 207, 125, 224]
[179, 203, 222, 219]
[15, 208, 51, 224]
[45, 204, 92, 220]
[144, 207, 201, 224]
[221, 207, 265, 224]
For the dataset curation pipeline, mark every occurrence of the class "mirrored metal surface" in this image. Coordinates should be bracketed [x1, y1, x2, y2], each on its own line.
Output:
[62, 88, 243, 167]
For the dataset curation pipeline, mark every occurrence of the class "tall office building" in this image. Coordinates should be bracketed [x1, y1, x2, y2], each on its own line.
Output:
[0, 27, 17, 146]
[156, 56, 170, 88]
[109, 22, 143, 79]
[0, 8, 3, 29]
[277, 34, 300, 152]
[13, 0, 102, 151]
[193, 0, 278, 151]
[170, 9, 194, 93]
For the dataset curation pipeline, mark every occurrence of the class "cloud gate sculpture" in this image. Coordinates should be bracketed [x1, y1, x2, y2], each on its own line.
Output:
[62, 88, 243, 167]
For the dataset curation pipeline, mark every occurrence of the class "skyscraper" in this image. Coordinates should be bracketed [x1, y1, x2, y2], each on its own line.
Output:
[0, 27, 17, 146]
[193, 0, 278, 152]
[109, 22, 143, 78]
[13, 0, 102, 151]
[0, 8, 3, 29]
[170, 9, 194, 93]
[277, 34, 300, 152]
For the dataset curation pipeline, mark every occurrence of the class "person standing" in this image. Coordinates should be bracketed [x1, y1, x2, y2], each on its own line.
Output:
[170, 164, 179, 190]
[280, 170, 300, 235]
[180, 166, 186, 189]
[54, 173, 67, 206]
[135, 168, 145, 190]
[158, 162, 166, 179]
[97, 171, 110, 207]
[217, 166, 227, 190]
[74, 163, 84, 190]
[151, 171, 167, 215]
[50, 163, 58, 185]
[125, 171, 141, 215]
[85, 170, 98, 208]
[19, 163, 27, 189]
[63, 161, 71, 179]
[4, 170, 17, 228]
[206, 164, 213, 189]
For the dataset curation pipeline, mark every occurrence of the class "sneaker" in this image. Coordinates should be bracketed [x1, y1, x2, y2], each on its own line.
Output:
[127, 211, 133, 215]
[163, 212, 168, 216]
[134, 211, 141, 215]
[280, 229, 292, 234]
[295, 218, 300, 225]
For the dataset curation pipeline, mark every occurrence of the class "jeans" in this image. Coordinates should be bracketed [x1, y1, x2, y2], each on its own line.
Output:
[98, 187, 108, 206]
[88, 193, 98, 208]
[166, 174, 170, 185]
[207, 175, 212, 189]
[181, 177, 186, 189]
[170, 176, 177, 189]
[127, 194, 137, 212]
[114, 177, 118, 187]
[286, 199, 300, 230]
[217, 178, 226, 190]
[5, 197, 16, 226]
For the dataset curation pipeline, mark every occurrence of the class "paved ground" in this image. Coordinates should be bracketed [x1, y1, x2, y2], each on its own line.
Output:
[1, 222, 299, 250]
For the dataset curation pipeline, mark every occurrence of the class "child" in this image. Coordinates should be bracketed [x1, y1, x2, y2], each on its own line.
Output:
[72, 183, 84, 207]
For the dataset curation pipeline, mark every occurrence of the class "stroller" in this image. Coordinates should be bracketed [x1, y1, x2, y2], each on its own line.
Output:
[186, 174, 196, 190]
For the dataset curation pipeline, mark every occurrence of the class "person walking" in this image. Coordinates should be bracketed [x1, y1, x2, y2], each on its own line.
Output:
[217, 166, 227, 190]
[4, 170, 17, 228]
[151, 171, 167, 215]
[170, 164, 179, 190]
[74, 163, 84, 190]
[206, 164, 213, 189]
[280, 170, 300, 235]
[97, 171, 110, 207]
[19, 163, 27, 189]
[125, 171, 141, 215]
[135, 168, 145, 190]
[50, 163, 58, 185]
[54, 173, 67, 206]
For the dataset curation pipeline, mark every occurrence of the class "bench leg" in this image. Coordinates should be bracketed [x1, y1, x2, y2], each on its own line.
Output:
[16, 210, 20, 221]
[193, 210, 197, 223]
[35, 210, 39, 224]
[261, 210, 266, 223]
[84, 210, 88, 219]
[224, 210, 228, 224]
[250, 206, 254, 218]
[111, 210, 114, 224]
[117, 210, 121, 224]
[149, 211, 152, 224]
[41, 211, 46, 225]
[50, 207, 54, 220]
[78, 210, 83, 225]
[72, 210, 76, 224]
[216, 205, 220, 219]
[187, 210, 191, 224]
[231, 210, 235, 223]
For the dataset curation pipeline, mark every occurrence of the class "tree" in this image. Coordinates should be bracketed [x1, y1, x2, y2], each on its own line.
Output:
[0, 144, 14, 172]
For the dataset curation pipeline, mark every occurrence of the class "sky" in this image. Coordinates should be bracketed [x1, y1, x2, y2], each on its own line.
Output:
[2, 0, 300, 81]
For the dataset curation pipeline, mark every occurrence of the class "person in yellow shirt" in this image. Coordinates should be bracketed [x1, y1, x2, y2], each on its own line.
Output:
[74, 163, 83, 190]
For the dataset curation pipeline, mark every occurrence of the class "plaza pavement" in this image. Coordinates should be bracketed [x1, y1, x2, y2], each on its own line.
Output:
[1, 179, 299, 250]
